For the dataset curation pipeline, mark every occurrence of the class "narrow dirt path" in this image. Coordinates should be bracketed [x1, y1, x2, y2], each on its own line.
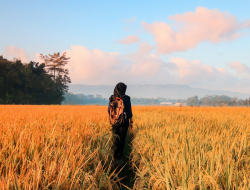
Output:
[115, 132, 136, 190]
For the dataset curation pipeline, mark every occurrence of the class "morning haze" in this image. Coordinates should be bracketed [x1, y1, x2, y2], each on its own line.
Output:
[68, 84, 250, 99]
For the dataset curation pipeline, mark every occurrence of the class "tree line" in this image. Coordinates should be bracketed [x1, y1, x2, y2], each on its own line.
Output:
[62, 93, 177, 105]
[0, 53, 70, 104]
[62, 93, 250, 106]
[62, 92, 108, 105]
[186, 95, 250, 107]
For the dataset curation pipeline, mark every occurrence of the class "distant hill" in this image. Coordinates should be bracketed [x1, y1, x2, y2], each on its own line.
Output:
[68, 84, 250, 99]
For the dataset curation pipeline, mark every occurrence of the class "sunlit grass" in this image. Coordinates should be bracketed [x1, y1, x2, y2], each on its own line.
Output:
[1, 106, 250, 189]
[131, 107, 250, 189]
[0, 105, 120, 190]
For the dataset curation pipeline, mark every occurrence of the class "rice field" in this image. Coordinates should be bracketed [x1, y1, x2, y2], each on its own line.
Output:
[131, 107, 250, 190]
[0, 106, 250, 189]
[0, 106, 119, 190]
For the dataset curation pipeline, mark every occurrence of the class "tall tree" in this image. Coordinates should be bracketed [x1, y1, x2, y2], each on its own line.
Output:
[40, 52, 70, 83]
[40, 52, 71, 102]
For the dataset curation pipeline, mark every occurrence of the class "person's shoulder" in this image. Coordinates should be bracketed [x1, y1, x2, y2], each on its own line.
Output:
[124, 95, 130, 100]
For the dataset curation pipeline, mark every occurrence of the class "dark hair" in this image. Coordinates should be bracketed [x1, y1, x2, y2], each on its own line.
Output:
[113, 82, 127, 98]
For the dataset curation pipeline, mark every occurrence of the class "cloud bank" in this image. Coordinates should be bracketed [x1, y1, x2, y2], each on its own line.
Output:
[2, 45, 249, 93]
[142, 7, 250, 54]
[64, 45, 163, 84]
[62, 45, 248, 93]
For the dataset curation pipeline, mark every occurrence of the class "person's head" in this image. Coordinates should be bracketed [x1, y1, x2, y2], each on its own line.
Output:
[114, 82, 127, 97]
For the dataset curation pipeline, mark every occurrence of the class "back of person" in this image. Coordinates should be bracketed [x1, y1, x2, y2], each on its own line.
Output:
[108, 82, 133, 162]
[109, 94, 132, 127]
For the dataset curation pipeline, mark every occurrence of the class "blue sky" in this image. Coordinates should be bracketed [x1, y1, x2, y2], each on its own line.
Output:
[1, 0, 250, 93]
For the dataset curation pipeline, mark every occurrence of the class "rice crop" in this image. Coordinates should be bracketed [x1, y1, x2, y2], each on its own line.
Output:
[130, 107, 250, 189]
[1, 105, 250, 190]
[0, 105, 120, 190]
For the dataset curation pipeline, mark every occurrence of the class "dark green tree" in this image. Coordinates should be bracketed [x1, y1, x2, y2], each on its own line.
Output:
[0, 55, 70, 104]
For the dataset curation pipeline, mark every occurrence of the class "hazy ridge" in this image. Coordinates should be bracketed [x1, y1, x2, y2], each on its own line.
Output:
[68, 84, 250, 99]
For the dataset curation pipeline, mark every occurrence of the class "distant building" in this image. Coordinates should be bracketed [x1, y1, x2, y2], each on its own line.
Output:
[160, 102, 172, 106]
[174, 103, 186, 106]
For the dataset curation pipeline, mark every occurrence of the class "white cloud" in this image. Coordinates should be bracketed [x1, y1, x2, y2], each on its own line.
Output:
[139, 41, 154, 54]
[3, 46, 30, 62]
[63, 45, 165, 85]
[142, 7, 250, 54]
[119, 35, 140, 45]
[227, 61, 250, 74]
[169, 57, 232, 85]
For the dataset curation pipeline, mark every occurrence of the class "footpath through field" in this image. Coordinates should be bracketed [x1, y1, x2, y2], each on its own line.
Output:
[114, 131, 136, 190]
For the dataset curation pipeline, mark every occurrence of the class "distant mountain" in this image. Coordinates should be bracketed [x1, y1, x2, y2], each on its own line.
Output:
[68, 84, 250, 99]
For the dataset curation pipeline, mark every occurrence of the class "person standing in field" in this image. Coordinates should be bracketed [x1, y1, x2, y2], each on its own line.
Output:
[108, 82, 133, 163]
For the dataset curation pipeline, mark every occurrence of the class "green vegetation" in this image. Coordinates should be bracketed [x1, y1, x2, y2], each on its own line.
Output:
[187, 95, 250, 106]
[0, 54, 70, 104]
[62, 92, 109, 105]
